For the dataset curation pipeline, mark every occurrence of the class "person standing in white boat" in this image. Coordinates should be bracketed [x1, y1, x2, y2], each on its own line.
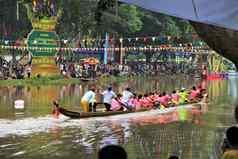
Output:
[102, 86, 117, 111]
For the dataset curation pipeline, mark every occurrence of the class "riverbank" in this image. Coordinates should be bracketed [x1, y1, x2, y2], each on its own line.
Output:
[0, 75, 134, 86]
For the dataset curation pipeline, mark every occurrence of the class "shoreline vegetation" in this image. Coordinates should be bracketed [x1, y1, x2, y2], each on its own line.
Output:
[0, 74, 197, 86]
[0, 75, 134, 86]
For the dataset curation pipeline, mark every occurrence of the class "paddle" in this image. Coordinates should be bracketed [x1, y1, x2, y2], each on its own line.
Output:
[117, 100, 134, 111]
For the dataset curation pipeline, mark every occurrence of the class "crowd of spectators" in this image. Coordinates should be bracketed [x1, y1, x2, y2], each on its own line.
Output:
[0, 57, 31, 80]
[0, 55, 201, 80]
[56, 60, 201, 79]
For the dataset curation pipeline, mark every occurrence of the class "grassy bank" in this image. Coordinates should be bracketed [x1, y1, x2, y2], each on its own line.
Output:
[0, 75, 134, 86]
[0, 75, 78, 86]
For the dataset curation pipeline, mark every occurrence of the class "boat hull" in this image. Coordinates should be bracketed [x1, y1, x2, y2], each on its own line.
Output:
[58, 102, 202, 119]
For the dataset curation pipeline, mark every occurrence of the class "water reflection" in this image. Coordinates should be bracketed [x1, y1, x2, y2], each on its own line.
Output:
[0, 105, 205, 159]
[130, 105, 206, 126]
[0, 76, 238, 159]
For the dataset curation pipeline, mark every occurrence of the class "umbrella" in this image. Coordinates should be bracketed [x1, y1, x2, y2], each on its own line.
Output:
[83, 58, 99, 65]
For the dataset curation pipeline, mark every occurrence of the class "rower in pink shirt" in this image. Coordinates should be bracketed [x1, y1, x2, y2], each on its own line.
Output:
[171, 90, 180, 105]
[160, 92, 171, 107]
[147, 93, 156, 105]
[111, 94, 123, 111]
[189, 86, 199, 100]
[141, 95, 152, 108]
[135, 95, 144, 110]
[155, 94, 163, 104]
[128, 97, 137, 109]
[146, 96, 154, 108]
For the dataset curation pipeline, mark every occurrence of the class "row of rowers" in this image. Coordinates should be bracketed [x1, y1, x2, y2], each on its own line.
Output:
[80, 86, 206, 112]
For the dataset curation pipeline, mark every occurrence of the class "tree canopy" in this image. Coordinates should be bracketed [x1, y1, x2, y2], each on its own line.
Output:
[0, 0, 195, 44]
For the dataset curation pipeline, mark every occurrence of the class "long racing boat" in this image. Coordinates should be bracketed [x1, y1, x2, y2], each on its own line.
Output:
[53, 101, 204, 119]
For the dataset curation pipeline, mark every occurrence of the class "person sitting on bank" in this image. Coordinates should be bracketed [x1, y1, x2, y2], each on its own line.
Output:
[80, 87, 97, 112]
[102, 86, 116, 111]
[221, 126, 238, 159]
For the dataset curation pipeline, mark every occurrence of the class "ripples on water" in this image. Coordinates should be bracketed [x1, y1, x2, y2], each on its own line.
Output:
[0, 76, 238, 159]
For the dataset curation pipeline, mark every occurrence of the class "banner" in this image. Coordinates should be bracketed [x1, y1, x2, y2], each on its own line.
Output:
[120, 0, 238, 31]
[27, 30, 60, 56]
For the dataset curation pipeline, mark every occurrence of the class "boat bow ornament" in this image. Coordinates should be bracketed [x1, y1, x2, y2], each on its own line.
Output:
[119, 0, 238, 31]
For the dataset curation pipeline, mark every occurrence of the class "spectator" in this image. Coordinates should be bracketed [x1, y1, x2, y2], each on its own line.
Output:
[168, 156, 179, 159]
[26, 64, 32, 78]
[221, 126, 238, 159]
[235, 105, 238, 123]
[98, 145, 127, 159]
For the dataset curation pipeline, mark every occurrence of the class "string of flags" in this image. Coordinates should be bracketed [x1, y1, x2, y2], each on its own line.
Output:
[0, 34, 202, 45]
[0, 45, 209, 54]
[0, 34, 208, 55]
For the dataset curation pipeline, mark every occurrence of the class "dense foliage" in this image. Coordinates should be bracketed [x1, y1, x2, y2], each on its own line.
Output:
[0, 0, 195, 43]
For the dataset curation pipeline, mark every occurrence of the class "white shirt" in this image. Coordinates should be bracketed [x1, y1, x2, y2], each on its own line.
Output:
[60, 64, 64, 71]
[121, 90, 134, 103]
[81, 90, 96, 103]
[102, 90, 116, 104]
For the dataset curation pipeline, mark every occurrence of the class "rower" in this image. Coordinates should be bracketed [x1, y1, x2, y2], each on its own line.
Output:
[171, 90, 179, 105]
[179, 88, 188, 104]
[132, 94, 142, 110]
[189, 86, 199, 101]
[81, 87, 97, 112]
[160, 92, 171, 107]
[102, 86, 116, 111]
[121, 87, 134, 110]
[111, 94, 123, 111]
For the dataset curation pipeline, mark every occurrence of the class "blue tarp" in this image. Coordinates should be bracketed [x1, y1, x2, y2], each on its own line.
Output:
[119, 0, 238, 31]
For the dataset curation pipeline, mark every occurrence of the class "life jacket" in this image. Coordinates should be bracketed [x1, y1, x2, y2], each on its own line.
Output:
[128, 98, 136, 108]
[111, 99, 122, 111]
[179, 92, 188, 104]
[190, 90, 198, 100]
[134, 99, 142, 110]
[160, 95, 170, 107]
[141, 98, 153, 108]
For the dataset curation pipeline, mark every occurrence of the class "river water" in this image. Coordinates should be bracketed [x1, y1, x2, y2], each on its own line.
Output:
[0, 76, 237, 159]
